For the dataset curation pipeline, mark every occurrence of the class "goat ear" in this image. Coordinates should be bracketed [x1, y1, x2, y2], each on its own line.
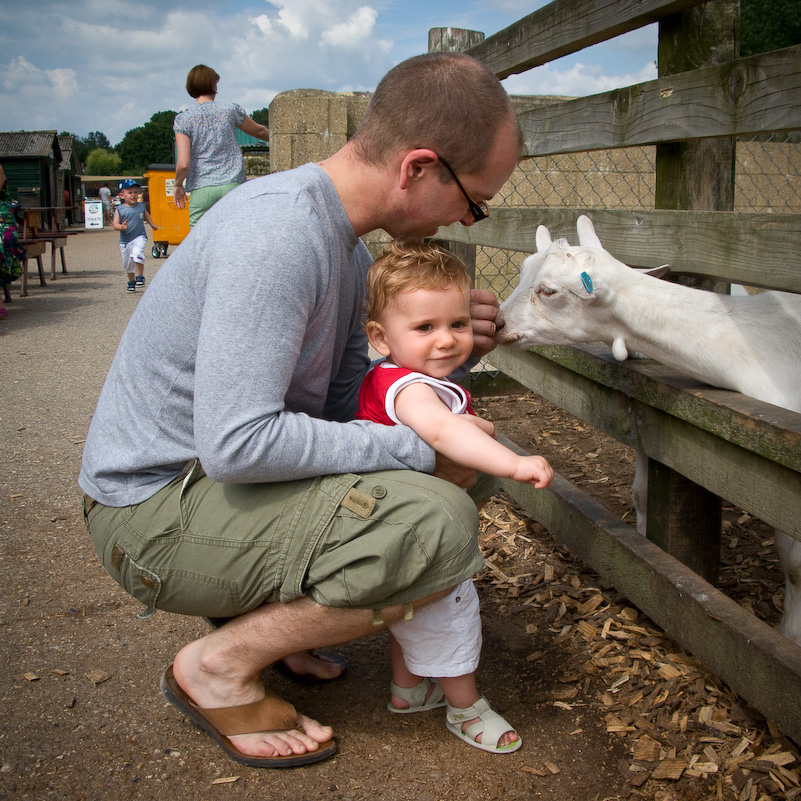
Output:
[576, 215, 603, 250]
[641, 264, 670, 279]
[535, 224, 552, 253]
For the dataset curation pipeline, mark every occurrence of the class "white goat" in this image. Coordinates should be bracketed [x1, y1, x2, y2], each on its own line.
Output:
[496, 215, 801, 643]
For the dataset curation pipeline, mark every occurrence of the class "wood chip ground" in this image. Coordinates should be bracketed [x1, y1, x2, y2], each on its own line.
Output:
[475, 390, 798, 801]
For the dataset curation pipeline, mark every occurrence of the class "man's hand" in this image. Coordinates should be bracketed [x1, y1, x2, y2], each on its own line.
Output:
[470, 288, 500, 361]
[431, 414, 496, 489]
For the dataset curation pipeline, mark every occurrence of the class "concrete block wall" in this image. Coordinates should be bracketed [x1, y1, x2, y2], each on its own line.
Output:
[269, 89, 370, 174]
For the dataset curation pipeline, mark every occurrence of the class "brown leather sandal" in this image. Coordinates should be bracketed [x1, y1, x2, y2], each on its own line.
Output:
[160, 664, 337, 767]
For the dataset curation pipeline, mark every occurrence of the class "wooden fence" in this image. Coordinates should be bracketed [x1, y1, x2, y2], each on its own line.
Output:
[431, 0, 801, 742]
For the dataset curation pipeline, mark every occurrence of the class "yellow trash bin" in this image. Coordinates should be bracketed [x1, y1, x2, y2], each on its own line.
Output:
[143, 163, 190, 258]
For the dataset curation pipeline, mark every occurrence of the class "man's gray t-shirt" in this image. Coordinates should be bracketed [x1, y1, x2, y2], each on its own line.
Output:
[79, 164, 434, 507]
[173, 101, 247, 191]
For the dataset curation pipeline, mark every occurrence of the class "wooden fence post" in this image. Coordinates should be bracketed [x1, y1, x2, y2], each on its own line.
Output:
[648, 0, 739, 581]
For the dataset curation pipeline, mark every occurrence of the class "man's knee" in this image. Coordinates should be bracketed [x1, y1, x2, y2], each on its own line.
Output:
[303, 472, 482, 610]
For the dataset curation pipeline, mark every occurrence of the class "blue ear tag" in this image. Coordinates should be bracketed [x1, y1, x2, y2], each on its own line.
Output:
[580, 271, 593, 293]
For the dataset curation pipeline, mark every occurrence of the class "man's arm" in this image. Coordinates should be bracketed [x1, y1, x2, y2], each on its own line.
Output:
[190, 216, 435, 484]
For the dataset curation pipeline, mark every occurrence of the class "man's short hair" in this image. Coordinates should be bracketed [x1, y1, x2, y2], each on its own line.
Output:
[366, 240, 471, 323]
[186, 64, 220, 99]
[352, 52, 521, 175]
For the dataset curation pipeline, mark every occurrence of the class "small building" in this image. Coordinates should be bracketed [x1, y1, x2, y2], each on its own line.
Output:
[0, 130, 62, 228]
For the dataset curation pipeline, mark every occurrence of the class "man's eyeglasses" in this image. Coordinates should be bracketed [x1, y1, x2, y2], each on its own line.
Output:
[436, 154, 490, 223]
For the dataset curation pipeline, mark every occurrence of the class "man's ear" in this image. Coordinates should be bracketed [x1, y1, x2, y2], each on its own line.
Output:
[399, 148, 438, 190]
[365, 321, 391, 356]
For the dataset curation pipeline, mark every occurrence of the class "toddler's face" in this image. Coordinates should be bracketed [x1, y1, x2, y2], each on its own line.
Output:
[371, 283, 473, 378]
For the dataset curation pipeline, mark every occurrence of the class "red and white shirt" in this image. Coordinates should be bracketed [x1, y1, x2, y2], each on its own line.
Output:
[356, 362, 474, 426]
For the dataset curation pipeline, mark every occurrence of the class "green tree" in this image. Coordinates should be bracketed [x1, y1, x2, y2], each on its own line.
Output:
[115, 110, 177, 173]
[251, 107, 270, 127]
[84, 148, 121, 175]
[741, 0, 801, 56]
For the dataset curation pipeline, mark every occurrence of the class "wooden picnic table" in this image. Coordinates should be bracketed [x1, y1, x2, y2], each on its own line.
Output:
[18, 206, 79, 296]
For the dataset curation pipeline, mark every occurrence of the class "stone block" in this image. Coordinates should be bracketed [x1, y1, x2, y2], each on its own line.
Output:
[269, 89, 348, 136]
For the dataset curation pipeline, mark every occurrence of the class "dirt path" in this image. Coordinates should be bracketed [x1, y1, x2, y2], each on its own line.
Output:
[0, 229, 795, 801]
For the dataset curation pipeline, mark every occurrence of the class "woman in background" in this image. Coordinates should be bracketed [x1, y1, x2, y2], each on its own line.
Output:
[173, 65, 270, 228]
[0, 165, 24, 317]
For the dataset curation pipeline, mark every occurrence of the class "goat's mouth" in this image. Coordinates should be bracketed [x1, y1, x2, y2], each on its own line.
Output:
[496, 331, 522, 345]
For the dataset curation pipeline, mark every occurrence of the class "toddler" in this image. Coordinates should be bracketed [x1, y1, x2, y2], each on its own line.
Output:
[357, 240, 553, 753]
[113, 178, 158, 292]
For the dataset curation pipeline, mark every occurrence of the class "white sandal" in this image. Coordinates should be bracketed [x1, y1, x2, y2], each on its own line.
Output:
[446, 696, 522, 753]
[387, 677, 447, 714]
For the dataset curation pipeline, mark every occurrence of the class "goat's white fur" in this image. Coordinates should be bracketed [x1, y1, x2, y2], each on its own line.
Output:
[497, 215, 801, 643]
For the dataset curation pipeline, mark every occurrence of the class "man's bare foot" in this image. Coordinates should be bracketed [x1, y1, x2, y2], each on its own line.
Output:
[172, 641, 334, 759]
[279, 650, 345, 682]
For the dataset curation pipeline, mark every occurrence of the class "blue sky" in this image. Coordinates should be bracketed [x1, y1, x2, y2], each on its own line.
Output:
[0, 0, 657, 146]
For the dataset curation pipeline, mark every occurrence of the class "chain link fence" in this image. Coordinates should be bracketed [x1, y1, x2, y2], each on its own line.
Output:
[478, 132, 801, 301]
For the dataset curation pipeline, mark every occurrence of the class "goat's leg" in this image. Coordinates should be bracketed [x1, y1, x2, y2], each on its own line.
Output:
[632, 451, 648, 535]
[775, 530, 801, 646]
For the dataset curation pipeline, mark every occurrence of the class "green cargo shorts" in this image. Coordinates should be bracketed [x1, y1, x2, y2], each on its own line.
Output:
[84, 461, 486, 620]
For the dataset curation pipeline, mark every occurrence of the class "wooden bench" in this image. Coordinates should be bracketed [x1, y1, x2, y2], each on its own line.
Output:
[16, 237, 48, 298]
[13, 206, 77, 297]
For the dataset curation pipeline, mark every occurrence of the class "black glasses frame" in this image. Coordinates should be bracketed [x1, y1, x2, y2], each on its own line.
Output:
[435, 154, 490, 223]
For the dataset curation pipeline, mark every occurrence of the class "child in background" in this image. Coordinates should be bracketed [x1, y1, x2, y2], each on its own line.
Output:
[356, 240, 553, 753]
[113, 179, 158, 292]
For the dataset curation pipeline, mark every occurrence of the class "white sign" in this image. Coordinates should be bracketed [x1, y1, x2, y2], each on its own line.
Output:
[165, 178, 176, 197]
[84, 200, 104, 229]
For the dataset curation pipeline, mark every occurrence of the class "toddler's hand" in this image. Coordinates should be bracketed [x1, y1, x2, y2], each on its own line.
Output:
[513, 455, 553, 488]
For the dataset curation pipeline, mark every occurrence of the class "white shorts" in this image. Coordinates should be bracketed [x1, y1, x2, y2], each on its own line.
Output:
[389, 578, 482, 677]
[119, 236, 146, 272]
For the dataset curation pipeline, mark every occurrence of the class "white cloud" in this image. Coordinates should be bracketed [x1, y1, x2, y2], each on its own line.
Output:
[502, 60, 657, 98]
[1, 56, 76, 101]
[322, 6, 381, 49]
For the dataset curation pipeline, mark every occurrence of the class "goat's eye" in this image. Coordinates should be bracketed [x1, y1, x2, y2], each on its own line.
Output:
[537, 286, 557, 297]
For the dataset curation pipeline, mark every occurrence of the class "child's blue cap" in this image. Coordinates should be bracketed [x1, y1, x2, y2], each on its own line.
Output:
[119, 178, 140, 189]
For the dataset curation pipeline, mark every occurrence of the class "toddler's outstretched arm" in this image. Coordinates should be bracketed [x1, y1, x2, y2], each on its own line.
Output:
[394, 382, 553, 488]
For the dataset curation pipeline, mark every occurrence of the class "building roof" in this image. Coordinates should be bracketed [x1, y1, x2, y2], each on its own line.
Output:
[0, 130, 62, 162]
